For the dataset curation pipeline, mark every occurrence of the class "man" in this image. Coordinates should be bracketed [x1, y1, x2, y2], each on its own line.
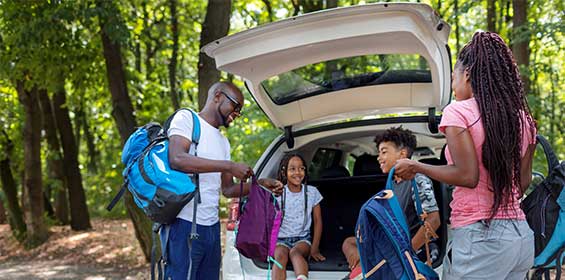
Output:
[166, 81, 283, 279]
[341, 127, 440, 279]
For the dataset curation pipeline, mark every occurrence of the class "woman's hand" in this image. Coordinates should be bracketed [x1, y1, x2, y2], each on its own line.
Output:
[394, 159, 419, 180]
[310, 248, 326, 262]
[258, 178, 284, 196]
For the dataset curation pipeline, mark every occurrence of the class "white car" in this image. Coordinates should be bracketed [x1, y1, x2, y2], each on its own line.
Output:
[204, 3, 452, 279]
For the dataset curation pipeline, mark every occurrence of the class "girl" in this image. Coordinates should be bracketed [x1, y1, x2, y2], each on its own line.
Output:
[395, 32, 537, 279]
[272, 153, 325, 280]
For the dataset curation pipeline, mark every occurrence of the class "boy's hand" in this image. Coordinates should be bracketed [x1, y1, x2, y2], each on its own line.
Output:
[394, 159, 418, 180]
[310, 248, 326, 262]
[346, 251, 360, 269]
[258, 178, 284, 196]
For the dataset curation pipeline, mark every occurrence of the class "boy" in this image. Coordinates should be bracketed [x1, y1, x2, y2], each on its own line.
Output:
[342, 127, 440, 279]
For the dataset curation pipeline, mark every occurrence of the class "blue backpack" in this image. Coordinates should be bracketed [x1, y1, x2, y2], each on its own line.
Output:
[355, 167, 438, 280]
[107, 108, 201, 225]
[521, 135, 565, 280]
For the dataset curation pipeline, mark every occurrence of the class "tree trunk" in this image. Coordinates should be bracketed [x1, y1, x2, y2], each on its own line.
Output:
[262, 0, 274, 22]
[512, 0, 530, 94]
[82, 110, 98, 173]
[38, 89, 70, 225]
[454, 0, 461, 53]
[16, 82, 49, 247]
[487, 0, 497, 32]
[74, 104, 83, 152]
[197, 0, 232, 110]
[0, 131, 26, 239]
[100, 35, 137, 142]
[99, 3, 153, 261]
[168, 0, 180, 110]
[0, 197, 6, 224]
[52, 89, 91, 231]
[299, 0, 324, 13]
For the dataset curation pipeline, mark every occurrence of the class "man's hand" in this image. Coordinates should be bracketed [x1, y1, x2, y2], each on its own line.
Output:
[310, 248, 326, 262]
[394, 159, 418, 180]
[258, 178, 284, 196]
[230, 162, 253, 180]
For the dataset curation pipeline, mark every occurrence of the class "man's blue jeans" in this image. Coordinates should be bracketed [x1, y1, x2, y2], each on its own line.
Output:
[164, 218, 221, 280]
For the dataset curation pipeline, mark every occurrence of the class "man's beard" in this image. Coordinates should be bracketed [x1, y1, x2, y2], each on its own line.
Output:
[220, 108, 231, 128]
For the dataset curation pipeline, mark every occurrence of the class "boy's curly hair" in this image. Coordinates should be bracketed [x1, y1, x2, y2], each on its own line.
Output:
[373, 126, 417, 158]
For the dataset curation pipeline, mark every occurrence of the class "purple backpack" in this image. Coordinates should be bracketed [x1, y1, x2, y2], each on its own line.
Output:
[235, 177, 282, 265]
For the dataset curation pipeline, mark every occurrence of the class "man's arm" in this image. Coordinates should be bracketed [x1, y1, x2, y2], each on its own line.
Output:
[168, 135, 251, 178]
[220, 171, 283, 198]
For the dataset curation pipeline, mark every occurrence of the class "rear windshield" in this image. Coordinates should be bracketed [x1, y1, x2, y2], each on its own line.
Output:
[260, 54, 431, 105]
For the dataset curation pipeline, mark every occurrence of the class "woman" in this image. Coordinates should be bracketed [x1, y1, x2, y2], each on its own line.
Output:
[395, 32, 537, 279]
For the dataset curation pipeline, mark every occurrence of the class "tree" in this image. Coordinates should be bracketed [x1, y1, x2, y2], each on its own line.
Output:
[38, 89, 69, 225]
[0, 130, 26, 240]
[0, 195, 6, 224]
[52, 88, 92, 230]
[487, 0, 497, 32]
[98, 0, 153, 261]
[197, 0, 232, 109]
[512, 0, 530, 94]
[168, 0, 181, 110]
[17, 82, 49, 247]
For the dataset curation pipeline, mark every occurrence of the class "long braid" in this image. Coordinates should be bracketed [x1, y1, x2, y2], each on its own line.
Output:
[458, 32, 536, 220]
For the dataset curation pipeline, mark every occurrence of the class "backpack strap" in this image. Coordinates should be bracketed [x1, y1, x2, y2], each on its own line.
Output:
[537, 135, 559, 173]
[303, 184, 308, 230]
[160, 108, 201, 280]
[186, 109, 200, 280]
[385, 167, 424, 218]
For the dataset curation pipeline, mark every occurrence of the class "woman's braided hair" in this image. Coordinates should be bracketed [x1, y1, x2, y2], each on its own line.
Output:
[457, 32, 536, 220]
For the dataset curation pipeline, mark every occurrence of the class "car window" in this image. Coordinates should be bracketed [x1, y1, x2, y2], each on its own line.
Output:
[308, 148, 342, 179]
[260, 54, 430, 105]
[345, 153, 356, 175]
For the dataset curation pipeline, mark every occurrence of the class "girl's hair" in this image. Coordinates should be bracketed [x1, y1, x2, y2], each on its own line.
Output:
[457, 32, 536, 220]
[277, 152, 308, 185]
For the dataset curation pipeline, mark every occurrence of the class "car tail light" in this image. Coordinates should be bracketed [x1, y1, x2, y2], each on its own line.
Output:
[226, 198, 239, 231]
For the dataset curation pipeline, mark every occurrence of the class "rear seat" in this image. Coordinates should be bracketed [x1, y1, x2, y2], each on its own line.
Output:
[352, 153, 382, 176]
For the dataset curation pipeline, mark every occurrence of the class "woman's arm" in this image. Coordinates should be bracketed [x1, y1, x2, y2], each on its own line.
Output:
[395, 126, 480, 188]
[310, 204, 326, 261]
[520, 143, 536, 194]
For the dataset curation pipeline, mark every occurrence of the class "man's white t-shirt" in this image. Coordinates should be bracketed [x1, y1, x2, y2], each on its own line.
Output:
[276, 185, 323, 238]
[167, 110, 230, 226]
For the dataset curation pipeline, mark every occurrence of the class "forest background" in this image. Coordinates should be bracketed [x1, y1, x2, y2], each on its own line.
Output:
[0, 0, 563, 266]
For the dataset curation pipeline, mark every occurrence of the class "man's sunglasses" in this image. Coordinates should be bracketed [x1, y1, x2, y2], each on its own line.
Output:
[220, 91, 242, 113]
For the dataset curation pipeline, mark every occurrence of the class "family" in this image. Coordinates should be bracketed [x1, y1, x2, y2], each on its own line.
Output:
[163, 31, 537, 280]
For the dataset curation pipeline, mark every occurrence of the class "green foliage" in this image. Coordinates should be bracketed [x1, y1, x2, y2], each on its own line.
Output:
[0, 0, 563, 225]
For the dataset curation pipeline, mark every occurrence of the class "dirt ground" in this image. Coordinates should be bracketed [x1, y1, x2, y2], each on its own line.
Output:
[0, 219, 149, 280]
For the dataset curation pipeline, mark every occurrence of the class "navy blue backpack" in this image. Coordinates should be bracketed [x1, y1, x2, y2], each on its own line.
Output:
[355, 167, 438, 280]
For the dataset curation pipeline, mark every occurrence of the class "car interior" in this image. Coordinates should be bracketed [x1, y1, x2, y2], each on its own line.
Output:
[253, 129, 452, 272]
